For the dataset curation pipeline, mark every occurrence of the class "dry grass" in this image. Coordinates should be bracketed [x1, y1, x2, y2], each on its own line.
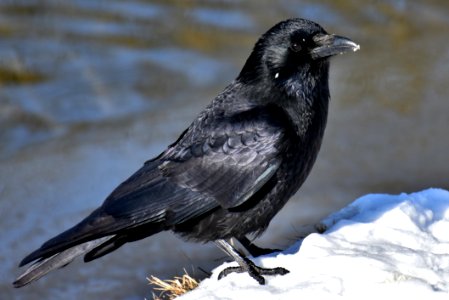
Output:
[148, 270, 199, 300]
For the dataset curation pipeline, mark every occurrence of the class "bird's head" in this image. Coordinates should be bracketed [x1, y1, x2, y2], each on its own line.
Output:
[238, 18, 359, 96]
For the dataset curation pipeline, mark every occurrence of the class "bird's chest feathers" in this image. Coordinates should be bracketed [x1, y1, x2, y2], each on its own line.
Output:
[277, 71, 329, 138]
[284, 104, 314, 137]
[280, 93, 327, 140]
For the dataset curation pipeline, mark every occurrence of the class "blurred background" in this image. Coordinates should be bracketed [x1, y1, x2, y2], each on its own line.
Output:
[1, 0, 448, 299]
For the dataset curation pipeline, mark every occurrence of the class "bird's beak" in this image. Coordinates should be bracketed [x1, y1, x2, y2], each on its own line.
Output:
[310, 34, 360, 60]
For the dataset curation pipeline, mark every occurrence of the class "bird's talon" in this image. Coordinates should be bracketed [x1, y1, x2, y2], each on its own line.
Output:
[218, 266, 244, 280]
[260, 267, 290, 276]
[217, 264, 289, 285]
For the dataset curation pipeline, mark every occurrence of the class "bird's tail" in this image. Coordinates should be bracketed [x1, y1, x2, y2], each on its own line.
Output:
[13, 236, 113, 288]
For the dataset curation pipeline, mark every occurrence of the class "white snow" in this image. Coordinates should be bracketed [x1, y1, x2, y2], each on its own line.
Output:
[179, 188, 449, 300]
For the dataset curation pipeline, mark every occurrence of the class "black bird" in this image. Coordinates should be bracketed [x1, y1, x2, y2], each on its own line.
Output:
[14, 18, 359, 287]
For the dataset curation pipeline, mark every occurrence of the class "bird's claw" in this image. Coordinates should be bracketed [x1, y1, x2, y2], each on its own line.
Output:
[218, 261, 289, 285]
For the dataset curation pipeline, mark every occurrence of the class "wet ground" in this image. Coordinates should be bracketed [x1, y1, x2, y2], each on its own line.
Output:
[1, 0, 449, 299]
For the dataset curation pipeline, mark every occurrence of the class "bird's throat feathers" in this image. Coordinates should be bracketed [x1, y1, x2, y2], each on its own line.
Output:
[277, 61, 330, 104]
[282, 62, 330, 137]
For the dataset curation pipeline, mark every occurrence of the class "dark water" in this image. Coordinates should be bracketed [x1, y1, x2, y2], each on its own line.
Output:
[1, 0, 449, 299]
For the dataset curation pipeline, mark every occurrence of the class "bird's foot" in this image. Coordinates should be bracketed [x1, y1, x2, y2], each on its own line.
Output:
[218, 258, 289, 285]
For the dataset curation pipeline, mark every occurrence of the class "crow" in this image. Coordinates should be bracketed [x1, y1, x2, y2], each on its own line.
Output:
[14, 18, 359, 287]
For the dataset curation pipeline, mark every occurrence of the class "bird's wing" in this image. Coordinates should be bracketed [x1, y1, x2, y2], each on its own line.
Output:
[158, 109, 286, 209]
[19, 161, 216, 267]
[103, 111, 285, 224]
[100, 160, 217, 227]
[22, 107, 288, 266]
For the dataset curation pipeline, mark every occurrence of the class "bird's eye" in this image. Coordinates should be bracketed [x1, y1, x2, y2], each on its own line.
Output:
[290, 42, 302, 52]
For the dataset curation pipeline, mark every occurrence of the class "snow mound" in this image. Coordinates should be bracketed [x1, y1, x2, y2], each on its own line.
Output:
[179, 188, 449, 299]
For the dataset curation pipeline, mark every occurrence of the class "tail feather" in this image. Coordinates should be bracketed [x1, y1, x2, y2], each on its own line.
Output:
[83, 224, 163, 262]
[13, 236, 113, 288]
[84, 235, 126, 262]
[18, 208, 115, 267]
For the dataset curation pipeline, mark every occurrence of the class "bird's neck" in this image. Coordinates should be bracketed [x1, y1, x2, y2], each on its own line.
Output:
[291, 66, 329, 136]
[226, 61, 330, 137]
[267, 62, 330, 138]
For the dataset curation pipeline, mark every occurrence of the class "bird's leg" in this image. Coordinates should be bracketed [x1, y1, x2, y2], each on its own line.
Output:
[237, 236, 282, 257]
[214, 239, 289, 285]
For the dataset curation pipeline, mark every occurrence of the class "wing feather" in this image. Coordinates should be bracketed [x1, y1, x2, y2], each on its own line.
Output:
[159, 108, 286, 209]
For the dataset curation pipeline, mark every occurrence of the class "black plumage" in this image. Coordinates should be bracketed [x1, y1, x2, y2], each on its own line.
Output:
[14, 18, 359, 287]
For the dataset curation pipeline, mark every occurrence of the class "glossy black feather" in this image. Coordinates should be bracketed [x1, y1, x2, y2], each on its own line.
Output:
[14, 18, 359, 287]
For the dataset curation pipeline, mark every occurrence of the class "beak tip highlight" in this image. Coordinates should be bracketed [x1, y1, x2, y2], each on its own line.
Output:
[350, 42, 361, 52]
